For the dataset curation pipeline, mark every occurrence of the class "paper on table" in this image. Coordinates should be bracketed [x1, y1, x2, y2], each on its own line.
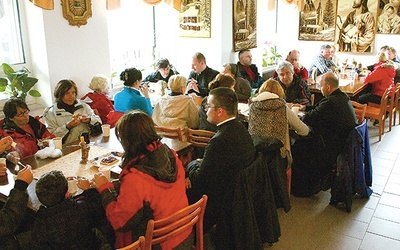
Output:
[339, 79, 353, 87]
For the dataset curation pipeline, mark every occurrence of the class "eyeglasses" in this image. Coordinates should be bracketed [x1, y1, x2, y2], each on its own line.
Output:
[15, 110, 29, 118]
[204, 104, 219, 111]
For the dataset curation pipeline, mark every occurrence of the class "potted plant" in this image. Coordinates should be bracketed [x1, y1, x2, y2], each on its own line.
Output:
[0, 63, 41, 100]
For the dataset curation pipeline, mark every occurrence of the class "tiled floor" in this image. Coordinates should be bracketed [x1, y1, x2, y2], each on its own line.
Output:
[273, 117, 400, 249]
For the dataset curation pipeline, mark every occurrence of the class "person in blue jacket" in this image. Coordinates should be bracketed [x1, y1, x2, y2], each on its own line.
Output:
[114, 68, 153, 115]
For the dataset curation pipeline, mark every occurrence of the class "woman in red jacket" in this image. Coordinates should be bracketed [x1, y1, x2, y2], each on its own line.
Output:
[93, 111, 190, 249]
[0, 98, 55, 158]
[81, 75, 114, 124]
[359, 51, 396, 104]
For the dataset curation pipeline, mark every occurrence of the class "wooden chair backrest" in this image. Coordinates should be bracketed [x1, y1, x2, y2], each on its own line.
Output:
[155, 126, 183, 141]
[118, 236, 145, 250]
[144, 195, 208, 250]
[185, 128, 215, 148]
[351, 101, 367, 124]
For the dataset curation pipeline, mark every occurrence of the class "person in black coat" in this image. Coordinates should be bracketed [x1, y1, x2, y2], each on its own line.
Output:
[186, 87, 256, 232]
[186, 52, 219, 97]
[237, 49, 265, 88]
[291, 72, 357, 197]
[143, 58, 178, 83]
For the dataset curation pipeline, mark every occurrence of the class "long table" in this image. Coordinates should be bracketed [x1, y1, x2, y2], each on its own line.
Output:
[309, 76, 368, 103]
[0, 132, 193, 211]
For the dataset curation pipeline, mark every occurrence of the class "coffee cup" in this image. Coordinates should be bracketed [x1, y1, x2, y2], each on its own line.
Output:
[67, 176, 77, 194]
[53, 137, 62, 150]
[98, 166, 111, 180]
[102, 124, 110, 137]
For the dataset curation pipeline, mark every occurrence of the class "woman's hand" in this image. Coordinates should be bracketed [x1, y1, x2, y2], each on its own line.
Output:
[79, 114, 91, 123]
[139, 83, 150, 98]
[17, 165, 33, 185]
[0, 136, 13, 153]
[77, 177, 91, 190]
[93, 172, 109, 188]
[66, 117, 81, 129]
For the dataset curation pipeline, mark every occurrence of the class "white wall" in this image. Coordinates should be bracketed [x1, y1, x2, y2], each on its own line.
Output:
[23, 0, 111, 107]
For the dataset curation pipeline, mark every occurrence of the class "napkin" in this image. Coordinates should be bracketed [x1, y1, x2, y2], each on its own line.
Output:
[35, 140, 62, 159]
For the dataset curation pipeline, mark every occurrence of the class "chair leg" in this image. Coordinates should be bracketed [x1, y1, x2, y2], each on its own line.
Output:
[389, 111, 393, 132]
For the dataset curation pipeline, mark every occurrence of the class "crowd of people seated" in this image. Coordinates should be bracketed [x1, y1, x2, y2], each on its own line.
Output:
[1, 43, 399, 249]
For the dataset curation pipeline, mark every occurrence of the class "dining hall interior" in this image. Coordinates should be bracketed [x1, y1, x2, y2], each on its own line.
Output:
[1, 0, 400, 249]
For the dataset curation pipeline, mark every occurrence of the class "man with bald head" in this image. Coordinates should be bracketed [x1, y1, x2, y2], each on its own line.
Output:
[273, 49, 308, 81]
[291, 72, 357, 197]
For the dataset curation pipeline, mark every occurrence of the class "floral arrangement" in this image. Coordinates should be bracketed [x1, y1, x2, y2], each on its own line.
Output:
[262, 41, 282, 67]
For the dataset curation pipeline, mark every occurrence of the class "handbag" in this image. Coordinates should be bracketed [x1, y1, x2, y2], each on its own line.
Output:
[89, 122, 103, 136]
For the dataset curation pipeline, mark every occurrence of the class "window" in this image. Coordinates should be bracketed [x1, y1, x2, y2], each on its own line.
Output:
[0, 0, 25, 65]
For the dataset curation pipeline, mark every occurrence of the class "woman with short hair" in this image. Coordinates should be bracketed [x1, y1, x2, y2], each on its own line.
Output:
[43, 79, 101, 144]
[0, 98, 55, 158]
[81, 75, 115, 124]
[152, 75, 199, 136]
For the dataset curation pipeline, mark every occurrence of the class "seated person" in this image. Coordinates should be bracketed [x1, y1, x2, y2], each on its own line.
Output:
[273, 49, 309, 82]
[198, 73, 236, 132]
[291, 72, 357, 197]
[113, 68, 153, 115]
[187, 52, 219, 97]
[237, 49, 265, 88]
[186, 87, 256, 232]
[274, 61, 312, 106]
[81, 75, 115, 124]
[143, 58, 178, 83]
[93, 111, 190, 249]
[249, 79, 309, 169]
[32, 170, 113, 249]
[0, 143, 33, 249]
[152, 75, 199, 136]
[43, 79, 102, 144]
[221, 63, 252, 102]
[359, 51, 395, 105]
[0, 98, 55, 158]
[308, 44, 336, 77]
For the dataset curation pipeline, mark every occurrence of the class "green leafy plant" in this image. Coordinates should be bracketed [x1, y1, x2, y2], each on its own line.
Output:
[0, 63, 41, 100]
[262, 46, 282, 67]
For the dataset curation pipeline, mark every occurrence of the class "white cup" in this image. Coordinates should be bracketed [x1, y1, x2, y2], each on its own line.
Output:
[291, 106, 300, 116]
[102, 124, 110, 137]
[98, 166, 111, 180]
[67, 176, 77, 194]
[53, 137, 62, 150]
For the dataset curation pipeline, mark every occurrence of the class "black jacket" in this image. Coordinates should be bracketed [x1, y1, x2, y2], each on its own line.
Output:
[187, 66, 219, 97]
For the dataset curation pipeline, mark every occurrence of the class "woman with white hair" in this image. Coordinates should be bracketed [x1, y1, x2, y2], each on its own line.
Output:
[152, 75, 199, 136]
[81, 75, 115, 124]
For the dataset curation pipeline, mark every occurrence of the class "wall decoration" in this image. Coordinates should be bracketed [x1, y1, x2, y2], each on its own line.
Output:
[61, 0, 92, 27]
[179, 0, 211, 38]
[334, 0, 379, 53]
[298, 0, 337, 41]
[377, 0, 400, 34]
[233, 0, 257, 52]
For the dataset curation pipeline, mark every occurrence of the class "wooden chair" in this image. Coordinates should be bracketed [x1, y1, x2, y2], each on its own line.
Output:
[369, 84, 399, 132]
[118, 236, 145, 250]
[391, 83, 400, 126]
[155, 126, 183, 141]
[143, 195, 208, 250]
[351, 101, 367, 124]
[185, 128, 215, 148]
[364, 87, 391, 141]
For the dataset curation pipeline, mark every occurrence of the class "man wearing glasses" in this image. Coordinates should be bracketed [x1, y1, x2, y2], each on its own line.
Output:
[0, 98, 55, 158]
[186, 87, 256, 233]
[143, 58, 178, 83]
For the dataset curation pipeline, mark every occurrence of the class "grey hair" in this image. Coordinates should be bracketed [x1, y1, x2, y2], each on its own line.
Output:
[276, 61, 294, 74]
[89, 75, 109, 93]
